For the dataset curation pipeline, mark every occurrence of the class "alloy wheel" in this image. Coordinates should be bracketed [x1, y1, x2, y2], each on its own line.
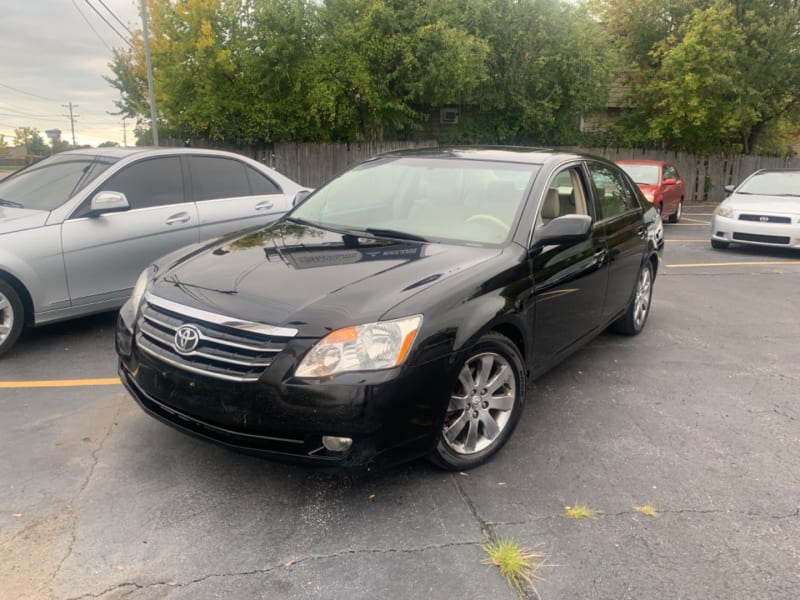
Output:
[442, 352, 516, 455]
[0, 290, 14, 347]
[633, 266, 652, 330]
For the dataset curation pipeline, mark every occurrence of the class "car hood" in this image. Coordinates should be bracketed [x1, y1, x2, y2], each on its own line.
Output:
[0, 207, 48, 234]
[149, 221, 502, 337]
[725, 194, 800, 214]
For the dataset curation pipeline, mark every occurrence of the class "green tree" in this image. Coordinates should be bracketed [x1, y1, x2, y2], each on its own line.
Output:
[14, 127, 49, 156]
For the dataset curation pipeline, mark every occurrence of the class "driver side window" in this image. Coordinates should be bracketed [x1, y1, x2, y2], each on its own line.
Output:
[540, 167, 590, 224]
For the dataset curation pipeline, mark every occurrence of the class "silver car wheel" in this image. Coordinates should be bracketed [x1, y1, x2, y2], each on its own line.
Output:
[0, 290, 14, 346]
[443, 352, 516, 455]
[633, 266, 652, 330]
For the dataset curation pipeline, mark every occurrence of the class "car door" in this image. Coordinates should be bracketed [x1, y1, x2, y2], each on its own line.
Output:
[187, 155, 290, 240]
[61, 155, 198, 306]
[661, 164, 681, 214]
[585, 161, 647, 322]
[530, 165, 609, 367]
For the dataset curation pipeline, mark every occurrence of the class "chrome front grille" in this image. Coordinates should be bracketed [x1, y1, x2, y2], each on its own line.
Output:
[738, 213, 792, 224]
[135, 295, 297, 382]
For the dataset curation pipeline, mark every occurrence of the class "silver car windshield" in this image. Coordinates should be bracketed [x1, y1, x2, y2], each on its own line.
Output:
[290, 156, 538, 245]
[738, 171, 800, 196]
[0, 154, 118, 211]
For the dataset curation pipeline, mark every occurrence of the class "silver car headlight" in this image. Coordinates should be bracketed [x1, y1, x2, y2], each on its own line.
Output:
[714, 205, 734, 219]
[295, 315, 423, 378]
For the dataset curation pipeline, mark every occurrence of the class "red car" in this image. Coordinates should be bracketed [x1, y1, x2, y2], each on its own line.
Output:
[617, 160, 685, 223]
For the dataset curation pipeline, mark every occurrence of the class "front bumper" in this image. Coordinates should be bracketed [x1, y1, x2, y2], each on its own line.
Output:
[711, 215, 800, 249]
[117, 314, 452, 470]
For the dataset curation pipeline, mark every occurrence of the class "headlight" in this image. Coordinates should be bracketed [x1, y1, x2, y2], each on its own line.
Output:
[715, 205, 734, 218]
[295, 315, 423, 378]
[129, 268, 151, 313]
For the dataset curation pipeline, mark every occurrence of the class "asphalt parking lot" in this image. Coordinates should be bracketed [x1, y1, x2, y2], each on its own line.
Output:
[2, 207, 799, 600]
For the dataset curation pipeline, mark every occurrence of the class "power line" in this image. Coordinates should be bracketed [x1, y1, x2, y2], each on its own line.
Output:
[0, 83, 59, 103]
[0, 104, 61, 118]
[71, 0, 113, 52]
[84, 0, 133, 48]
[96, 0, 135, 37]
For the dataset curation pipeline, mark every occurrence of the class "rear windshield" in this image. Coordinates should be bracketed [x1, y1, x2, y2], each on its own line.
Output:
[0, 154, 118, 211]
[618, 164, 659, 185]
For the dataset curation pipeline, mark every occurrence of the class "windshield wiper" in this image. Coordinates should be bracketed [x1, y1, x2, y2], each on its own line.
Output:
[364, 228, 428, 242]
[0, 199, 24, 208]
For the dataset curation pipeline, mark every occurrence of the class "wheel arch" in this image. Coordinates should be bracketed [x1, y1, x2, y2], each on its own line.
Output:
[0, 269, 34, 326]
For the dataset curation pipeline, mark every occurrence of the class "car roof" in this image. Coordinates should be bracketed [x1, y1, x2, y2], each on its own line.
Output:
[616, 160, 669, 166]
[378, 146, 593, 166]
[56, 147, 250, 160]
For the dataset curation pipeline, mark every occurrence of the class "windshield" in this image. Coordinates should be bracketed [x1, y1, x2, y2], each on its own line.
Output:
[0, 154, 118, 211]
[290, 156, 538, 245]
[619, 164, 659, 185]
[738, 171, 800, 196]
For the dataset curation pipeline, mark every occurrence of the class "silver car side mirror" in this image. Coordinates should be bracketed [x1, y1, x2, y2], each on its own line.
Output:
[292, 189, 312, 207]
[90, 191, 130, 216]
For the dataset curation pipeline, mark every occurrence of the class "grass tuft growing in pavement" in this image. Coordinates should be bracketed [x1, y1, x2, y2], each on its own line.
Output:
[482, 539, 549, 594]
[633, 505, 659, 517]
[563, 503, 596, 520]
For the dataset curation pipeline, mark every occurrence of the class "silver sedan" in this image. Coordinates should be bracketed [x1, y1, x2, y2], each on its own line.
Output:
[711, 169, 800, 250]
[0, 147, 307, 356]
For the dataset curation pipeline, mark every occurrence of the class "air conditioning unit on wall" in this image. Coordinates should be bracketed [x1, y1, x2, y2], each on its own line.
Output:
[440, 108, 459, 124]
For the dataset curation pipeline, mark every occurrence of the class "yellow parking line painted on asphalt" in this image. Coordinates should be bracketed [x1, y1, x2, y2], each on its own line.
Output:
[666, 260, 800, 269]
[0, 377, 121, 389]
[664, 239, 710, 243]
[680, 217, 711, 224]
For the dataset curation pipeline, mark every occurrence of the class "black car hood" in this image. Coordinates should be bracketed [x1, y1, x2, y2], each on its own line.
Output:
[149, 221, 502, 337]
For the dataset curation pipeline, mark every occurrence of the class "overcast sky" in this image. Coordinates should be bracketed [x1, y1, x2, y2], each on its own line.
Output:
[0, 0, 141, 147]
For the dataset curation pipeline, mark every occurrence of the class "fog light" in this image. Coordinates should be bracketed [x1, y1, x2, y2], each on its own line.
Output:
[322, 436, 353, 453]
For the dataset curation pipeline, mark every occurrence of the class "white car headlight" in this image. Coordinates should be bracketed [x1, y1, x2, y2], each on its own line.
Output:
[715, 205, 734, 219]
[296, 315, 423, 378]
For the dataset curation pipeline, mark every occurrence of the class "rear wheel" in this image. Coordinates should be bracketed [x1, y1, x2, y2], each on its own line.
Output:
[611, 261, 653, 336]
[429, 332, 525, 470]
[668, 200, 683, 223]
[711, 239, 729, 249]
[0, 279, 24, 357]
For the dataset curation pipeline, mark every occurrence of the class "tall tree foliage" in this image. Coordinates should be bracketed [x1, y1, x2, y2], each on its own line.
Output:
[107, 0, 613, 145]
[599, 0, 800, 154]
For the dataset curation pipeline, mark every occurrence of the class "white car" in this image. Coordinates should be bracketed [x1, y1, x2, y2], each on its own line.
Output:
[711, 169, 800, 250]
[0, 147, 308, 356]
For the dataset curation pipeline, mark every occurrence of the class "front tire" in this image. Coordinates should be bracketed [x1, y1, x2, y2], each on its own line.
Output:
[610, 261, 653, 336]
[429, 332, 525, 470]
[0, 279, 24, 357]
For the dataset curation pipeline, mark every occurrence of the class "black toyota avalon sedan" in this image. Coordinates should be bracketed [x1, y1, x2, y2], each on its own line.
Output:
[117, 148, 663, 471]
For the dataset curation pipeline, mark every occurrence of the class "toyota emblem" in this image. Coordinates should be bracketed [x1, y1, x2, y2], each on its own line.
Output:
[174, 325, 201, 354]
[759, 216, 769, 222]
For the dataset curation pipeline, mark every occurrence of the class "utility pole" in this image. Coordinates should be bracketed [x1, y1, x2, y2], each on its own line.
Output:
[121, 118, 128, 147]
[62, 102, 79, 146]
[140, 0, 159, 147]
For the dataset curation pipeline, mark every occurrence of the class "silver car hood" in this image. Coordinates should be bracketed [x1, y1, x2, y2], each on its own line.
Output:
[0, 207, 49, 235]
[725, 194, 800, 215]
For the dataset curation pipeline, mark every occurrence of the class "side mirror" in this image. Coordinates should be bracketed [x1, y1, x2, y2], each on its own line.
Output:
[532, 214, 592, 249]
[662, 178, 676, 186]
[90, 191, 129, 216]
[293, 189, 313, 207]
[724, 184, 736, 195]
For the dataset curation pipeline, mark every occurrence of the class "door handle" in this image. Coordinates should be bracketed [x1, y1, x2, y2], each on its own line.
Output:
[636, 226, 646, 238]
[255, 201, 274, 211]
[165, 212, 191, 225]
[593, 249, 608, 266]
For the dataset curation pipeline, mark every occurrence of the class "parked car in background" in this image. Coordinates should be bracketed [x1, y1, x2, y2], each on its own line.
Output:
[617, 160, 685, 223]
[117, 147, 663, 471]
[0, 147, 308, 356]
[711, 169, 800, 250]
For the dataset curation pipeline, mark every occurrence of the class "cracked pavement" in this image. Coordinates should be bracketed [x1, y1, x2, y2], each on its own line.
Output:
[2, 212, 800, 599]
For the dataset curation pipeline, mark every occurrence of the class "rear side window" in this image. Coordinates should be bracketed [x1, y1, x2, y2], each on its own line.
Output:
[587, 164, 640, 220]
[246, 166, 281, 195]
[97, 156, 184, 209]
[188, 156, 252, 201]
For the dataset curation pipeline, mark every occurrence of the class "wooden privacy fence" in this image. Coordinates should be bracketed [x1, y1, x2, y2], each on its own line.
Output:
[168, 138, 799, 201]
